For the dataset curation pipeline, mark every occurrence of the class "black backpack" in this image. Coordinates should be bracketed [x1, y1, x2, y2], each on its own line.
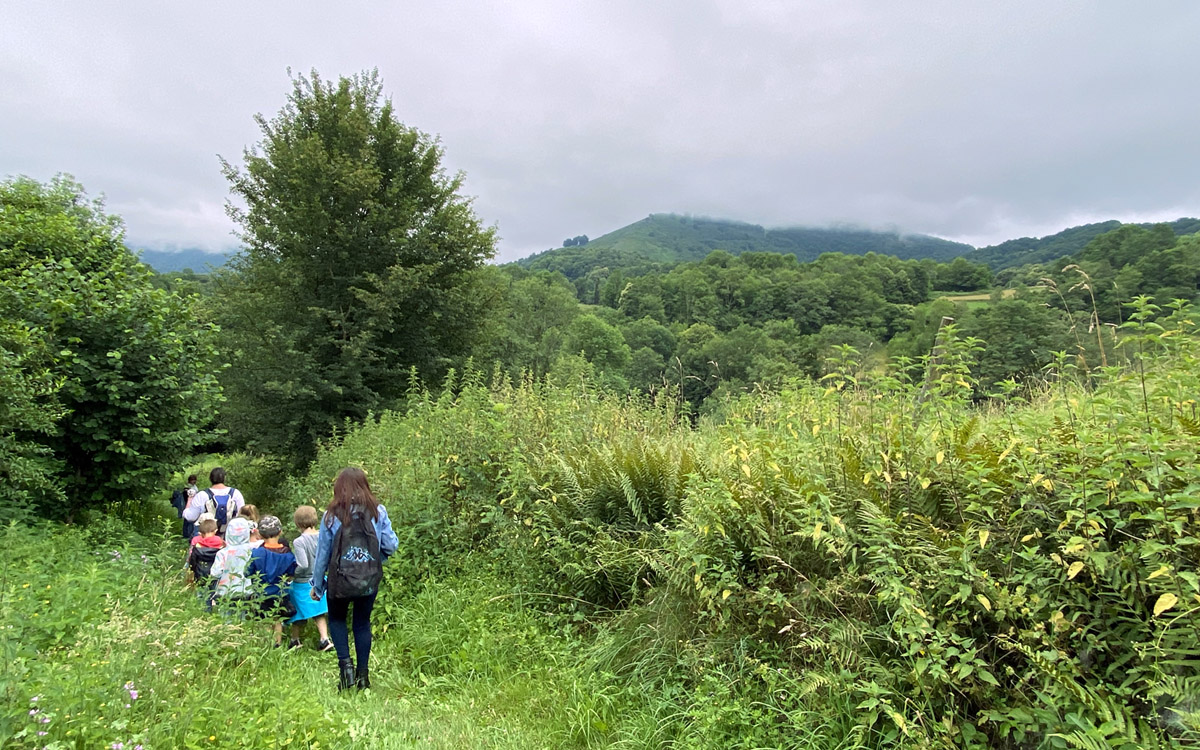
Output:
[188, 545, 220, 582]
[327, 506, 383, 599]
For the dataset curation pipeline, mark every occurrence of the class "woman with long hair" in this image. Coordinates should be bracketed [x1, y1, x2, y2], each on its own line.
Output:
[310, 467, 399, 691]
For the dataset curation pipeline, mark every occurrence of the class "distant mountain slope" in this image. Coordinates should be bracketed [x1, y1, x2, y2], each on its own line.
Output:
[519, 214, 974, 279]
[967, 218, 1200, 270]
[136, 248, 234, 273]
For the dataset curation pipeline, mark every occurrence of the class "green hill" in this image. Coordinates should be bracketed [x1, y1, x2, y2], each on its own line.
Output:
[967, 217, 1200, 270]
[519, 214, 974, 279]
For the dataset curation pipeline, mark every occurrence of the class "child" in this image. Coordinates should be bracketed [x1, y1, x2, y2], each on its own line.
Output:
[246, 515, 297, 647]
[210, 518, 257, 615]
[238, 504, 260, 524]
[287, 506, 333, 651]
[185, 514, 224, 608]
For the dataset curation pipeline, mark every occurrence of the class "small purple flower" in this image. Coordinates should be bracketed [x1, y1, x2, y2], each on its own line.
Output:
[129, 690, 138, 700]
[40, 717, 49, 724]
[112, 743, 124, 750]
[29, 708, 39, 716]
[37, 731, 47, 736]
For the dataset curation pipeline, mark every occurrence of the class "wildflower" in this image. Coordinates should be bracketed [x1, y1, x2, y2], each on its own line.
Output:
[37, 731, 47, 736]
[112, 743, 124, 750]
[29, 708, 39, 716]
[130, 690, 138, 700]
[31, 695, 40, 702]
[40, 717, 49, 724]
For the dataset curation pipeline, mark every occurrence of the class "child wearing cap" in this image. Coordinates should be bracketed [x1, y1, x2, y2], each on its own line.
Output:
[246, 515, 297, 647]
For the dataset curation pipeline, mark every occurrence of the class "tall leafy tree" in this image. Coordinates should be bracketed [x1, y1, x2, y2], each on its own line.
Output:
[0, 176, 221, 520]
[219, 70, 496, 461]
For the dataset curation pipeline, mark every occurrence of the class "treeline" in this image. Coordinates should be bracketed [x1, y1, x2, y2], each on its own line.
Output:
[475, 251, 994, 406]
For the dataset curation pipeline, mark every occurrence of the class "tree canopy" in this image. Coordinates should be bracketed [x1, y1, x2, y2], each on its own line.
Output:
[217, 70, 496, 462]
[0, 176, 221, 520]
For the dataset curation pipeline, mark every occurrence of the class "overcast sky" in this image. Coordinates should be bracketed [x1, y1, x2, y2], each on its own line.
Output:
[3, 2, 1198, 263]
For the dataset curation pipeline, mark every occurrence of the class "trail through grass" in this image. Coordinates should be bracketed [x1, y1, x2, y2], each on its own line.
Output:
[0, 520, 641, 749]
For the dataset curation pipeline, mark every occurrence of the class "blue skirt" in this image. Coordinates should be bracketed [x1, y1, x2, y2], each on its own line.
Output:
[289, 581, 328, 623]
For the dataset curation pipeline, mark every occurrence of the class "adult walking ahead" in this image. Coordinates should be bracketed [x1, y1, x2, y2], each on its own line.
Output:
[310, 467, 399, 691]
[183, 467, 245, 536]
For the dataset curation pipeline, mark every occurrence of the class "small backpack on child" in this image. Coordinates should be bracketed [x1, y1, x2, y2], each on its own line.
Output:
[188, 546, 220, 582]
[327, 507, 384, 599]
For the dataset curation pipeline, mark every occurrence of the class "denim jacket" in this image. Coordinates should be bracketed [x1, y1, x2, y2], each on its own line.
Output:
[310, 504, 400, 598]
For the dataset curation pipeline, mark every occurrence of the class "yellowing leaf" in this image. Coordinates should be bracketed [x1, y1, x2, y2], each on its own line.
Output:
[1041, 479, 1055, 492]
[935, 451, 944, 465]
[979, 530, 990, 549]
[1031, 473, 1045, 486]
[812, 423, 820, 436]
[722, 589, 732, 601]
[920, 477, 931, 490]
[1154, 592, 1179, 617]
[813, 522, 823, 541]
[741, 463, 752, 478]
[1067, 561, 1085, 580]
[977, 594, 992, 611]
[863, 472, 871, 484]
[1148, 565, 1171, 580]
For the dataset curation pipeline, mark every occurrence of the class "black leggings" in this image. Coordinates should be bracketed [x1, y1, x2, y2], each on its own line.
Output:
[327, 592, 377, 668]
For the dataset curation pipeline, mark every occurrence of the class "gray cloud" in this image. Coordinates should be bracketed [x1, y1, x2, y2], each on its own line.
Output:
[3, 1, 1198, 262]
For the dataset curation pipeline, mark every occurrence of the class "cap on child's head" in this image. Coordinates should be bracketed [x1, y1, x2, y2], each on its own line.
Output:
[258, 515, 282, 538]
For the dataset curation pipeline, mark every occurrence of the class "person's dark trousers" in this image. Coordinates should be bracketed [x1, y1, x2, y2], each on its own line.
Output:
[328, 592, 378, 671]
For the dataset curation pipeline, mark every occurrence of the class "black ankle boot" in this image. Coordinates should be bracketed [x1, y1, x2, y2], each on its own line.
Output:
[356, 666, 370, 690]
[338, 657, 355, 691]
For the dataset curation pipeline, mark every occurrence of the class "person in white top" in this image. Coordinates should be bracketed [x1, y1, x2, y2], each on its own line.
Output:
[182, 467, 246, 535]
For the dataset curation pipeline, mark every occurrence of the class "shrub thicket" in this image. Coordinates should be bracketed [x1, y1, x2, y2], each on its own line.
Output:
[282, 304, 1200, 748]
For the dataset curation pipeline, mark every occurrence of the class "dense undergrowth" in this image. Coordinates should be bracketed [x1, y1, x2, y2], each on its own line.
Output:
[281, 299, 1200, 749]
[5, 299, 1200, 748]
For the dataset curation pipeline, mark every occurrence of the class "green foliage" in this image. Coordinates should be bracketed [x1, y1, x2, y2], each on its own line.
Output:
[281, 316, 1200, 748]
[968, 218, 1200, 270]
[0, 176, 222, 521]
[217, 69, 496, 463]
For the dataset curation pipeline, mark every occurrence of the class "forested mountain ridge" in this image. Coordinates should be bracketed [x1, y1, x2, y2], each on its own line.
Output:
[967, 217, 1200, 270]
[519, 214, 974, 279]
[136, 247, 233, 272]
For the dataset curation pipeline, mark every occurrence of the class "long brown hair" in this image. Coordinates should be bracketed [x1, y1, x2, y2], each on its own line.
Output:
[325, 467, 381, 528]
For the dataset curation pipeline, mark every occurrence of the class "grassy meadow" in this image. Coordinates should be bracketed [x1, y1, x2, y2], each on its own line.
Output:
[4, 309, 1200, 748]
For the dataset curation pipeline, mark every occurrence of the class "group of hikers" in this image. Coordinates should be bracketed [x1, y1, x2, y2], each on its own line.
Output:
[172, 466, 400, 692]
